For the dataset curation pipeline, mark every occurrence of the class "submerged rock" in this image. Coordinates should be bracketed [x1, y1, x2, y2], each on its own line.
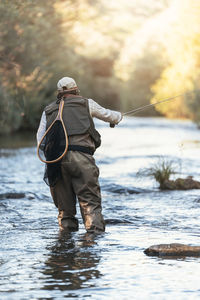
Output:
[160, 176, 200, 190]
[105, 218, 133, 225]
[144, 243, 200, 257]
[103, 183, 149, 194]
[0, 192, 26, 200]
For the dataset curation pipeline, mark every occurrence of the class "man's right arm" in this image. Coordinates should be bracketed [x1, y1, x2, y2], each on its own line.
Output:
[88, 98, 122, 125]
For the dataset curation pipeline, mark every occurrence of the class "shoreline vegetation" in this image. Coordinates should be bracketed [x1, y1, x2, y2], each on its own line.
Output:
[1, 0, 200, 135]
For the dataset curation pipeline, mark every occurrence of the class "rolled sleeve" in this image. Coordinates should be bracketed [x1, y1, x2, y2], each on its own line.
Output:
[88, 98, 122, 124]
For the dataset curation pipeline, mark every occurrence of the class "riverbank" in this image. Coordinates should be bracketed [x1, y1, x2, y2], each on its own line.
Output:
[0, 131, 35, 149]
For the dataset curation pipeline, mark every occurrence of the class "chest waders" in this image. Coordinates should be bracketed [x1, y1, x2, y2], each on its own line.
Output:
[37, 95, 105, 233]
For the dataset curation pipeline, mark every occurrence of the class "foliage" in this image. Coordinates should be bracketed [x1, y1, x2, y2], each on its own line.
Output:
[118, 48, 166, 114]
[0, 0, 85, 133]
[151, 0, 200, 120]
[137, 157, 179, 188]
[0, 0, 172, 134]
[0, 0, 60, 132]
[1, 0, 200, 134]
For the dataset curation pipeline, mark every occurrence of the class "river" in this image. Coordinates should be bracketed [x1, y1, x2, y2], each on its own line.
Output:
[1, 117, 200, 299]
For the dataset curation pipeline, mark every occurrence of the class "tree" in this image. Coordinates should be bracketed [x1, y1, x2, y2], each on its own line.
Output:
[0, 0, 80, 133]
[151, 0, 200, 120]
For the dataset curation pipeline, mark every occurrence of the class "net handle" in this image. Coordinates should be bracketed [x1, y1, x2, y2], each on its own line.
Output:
[37, 99, 69, 164]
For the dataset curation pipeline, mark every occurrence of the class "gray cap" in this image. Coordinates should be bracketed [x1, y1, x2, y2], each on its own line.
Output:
[57, 77, 77, 90]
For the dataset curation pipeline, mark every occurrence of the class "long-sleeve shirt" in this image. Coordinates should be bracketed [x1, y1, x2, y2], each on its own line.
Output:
[36, 98, 122, 145]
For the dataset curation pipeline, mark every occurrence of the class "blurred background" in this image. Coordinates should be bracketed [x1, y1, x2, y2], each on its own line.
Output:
[1, 3, 200, 298]
[0, 0, 200, 135]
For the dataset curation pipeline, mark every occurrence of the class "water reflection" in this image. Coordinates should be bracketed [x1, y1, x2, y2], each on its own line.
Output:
[42, 231, 102, 292]
[0, 131, 35, 149]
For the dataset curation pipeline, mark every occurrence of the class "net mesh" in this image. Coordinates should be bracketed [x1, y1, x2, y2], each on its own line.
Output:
[41, 120, 66, 187]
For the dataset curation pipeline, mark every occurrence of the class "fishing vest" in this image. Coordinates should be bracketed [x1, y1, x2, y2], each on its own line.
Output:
[44, 96, 101, 149]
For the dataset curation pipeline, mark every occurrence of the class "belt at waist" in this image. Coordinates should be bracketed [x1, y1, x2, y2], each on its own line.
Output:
[68, 145, 94, 155]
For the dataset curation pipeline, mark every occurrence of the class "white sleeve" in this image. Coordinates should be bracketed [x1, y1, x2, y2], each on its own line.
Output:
[36, 111, 46, 145]
[88, 98, 122, 124]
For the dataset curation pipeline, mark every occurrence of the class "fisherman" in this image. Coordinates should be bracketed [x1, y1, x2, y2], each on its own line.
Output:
[37, 77, 122, 233]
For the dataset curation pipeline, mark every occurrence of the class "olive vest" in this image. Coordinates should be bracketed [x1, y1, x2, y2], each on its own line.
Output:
[44, 96, 101, 149]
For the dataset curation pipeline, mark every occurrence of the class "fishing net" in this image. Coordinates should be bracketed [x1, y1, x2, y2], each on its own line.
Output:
[39, 120, 66, 187]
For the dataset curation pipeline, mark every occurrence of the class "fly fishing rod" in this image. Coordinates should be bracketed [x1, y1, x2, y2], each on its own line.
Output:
[110, 90, 198, 127]
[123, 92, 185, 116]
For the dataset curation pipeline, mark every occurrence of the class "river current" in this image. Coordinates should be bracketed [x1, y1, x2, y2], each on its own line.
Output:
[0, 117, 200, 299]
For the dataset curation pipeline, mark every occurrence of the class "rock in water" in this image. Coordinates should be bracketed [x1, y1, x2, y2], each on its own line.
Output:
[144, 243, 200, 257]
[0, 192, 26, 200]
[161, 176, 200, 190]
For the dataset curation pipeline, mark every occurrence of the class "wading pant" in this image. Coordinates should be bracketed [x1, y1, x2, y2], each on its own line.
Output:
[50, 151, 105, 233]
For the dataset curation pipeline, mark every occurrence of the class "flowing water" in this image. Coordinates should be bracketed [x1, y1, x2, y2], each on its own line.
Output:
[1, 117, 200, 299]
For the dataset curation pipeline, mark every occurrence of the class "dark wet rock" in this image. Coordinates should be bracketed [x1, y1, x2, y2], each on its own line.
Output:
[105, 218, 133, 225]
[144, 243, 200, 257]
[103, 183, 148, 194]
[160, 176, 200, 190]
[0, 192, 26, 200]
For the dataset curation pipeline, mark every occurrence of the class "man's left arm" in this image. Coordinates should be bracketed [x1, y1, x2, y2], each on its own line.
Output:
[36, 111, 46, 145]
